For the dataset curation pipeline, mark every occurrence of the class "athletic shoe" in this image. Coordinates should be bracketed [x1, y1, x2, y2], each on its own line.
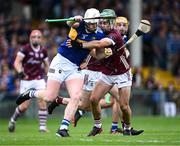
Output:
[110, 127, 123, 134]
[123, 127, 144, 136]
[8, 120, 16, 133]
[16, 88, 35, 105]
[48, 100, 59, 114]
[72, 110, 85, 127]
[87, 126, 103, 136]
[56, 129, 70, 137]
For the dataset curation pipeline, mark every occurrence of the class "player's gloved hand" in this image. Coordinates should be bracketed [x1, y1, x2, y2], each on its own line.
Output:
[104, 48, 113, 58]
[73, 15, 83, 22]
[17, 71, 26, 79]
[66, 39, 83, 49]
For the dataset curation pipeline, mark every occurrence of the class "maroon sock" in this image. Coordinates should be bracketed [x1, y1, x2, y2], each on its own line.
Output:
[56, 96, 63, 104]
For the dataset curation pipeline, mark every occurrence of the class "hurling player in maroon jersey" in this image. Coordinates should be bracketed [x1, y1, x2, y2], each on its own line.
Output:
[69, 9, 144, 136]
[8, 30, 49, 133]
[47, 54, 122, 134]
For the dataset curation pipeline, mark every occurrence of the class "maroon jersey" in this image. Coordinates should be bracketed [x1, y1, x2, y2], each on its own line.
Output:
[88, 29, 130, 75]
[19, 44, 48, 80]
[87, 57, 104, 71]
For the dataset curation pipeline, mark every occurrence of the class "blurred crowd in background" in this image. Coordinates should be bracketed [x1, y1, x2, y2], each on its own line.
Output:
[0, 0, 180, 116]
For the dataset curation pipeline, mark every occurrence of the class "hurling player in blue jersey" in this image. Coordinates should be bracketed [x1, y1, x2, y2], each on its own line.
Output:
[16, 8, 104, 137]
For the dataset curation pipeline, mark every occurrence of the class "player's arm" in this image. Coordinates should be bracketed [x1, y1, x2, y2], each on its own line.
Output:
[82, 37, 114, 50]
[43, 58, 49, 74]
[66, 16, 83, 28]
[14, 52, 26, 79]
[85, 38, 114, 59]
[68, 37, 114, 50]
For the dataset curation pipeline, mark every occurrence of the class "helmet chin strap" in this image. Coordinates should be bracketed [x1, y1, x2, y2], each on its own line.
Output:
[85, 24, 96, 33]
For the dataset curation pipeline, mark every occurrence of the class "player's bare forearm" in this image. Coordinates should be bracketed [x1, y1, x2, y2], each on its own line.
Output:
[82, 38, 112, 50]
[14, 55, 24, 73]
[44, 59, 50, 74]
[82, 40, 102, 50]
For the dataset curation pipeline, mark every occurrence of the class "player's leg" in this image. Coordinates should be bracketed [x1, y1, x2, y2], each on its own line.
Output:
[47, 96, 70, 114]
[119, 86, 144, 135]
[99, 94, 121, 134]
[72, 69, 102, 127]
[108, 85, 123, 134]
[110, 99, 123, 134]
[88, 80, 112, 136]
[78, 90, 92, 111]
[72, 89, 92, 127]
[118, 86, 132, 133]
[33, 79, 48, 132]
[8, 100, 31, 132]
[115, 70, 143, 136]
[37, 99, 48, 132]
[48, 87, 91, 128]
[48, 90, 91, 115]
[56, 72, 84, 137]
[9, 80, 34, 132]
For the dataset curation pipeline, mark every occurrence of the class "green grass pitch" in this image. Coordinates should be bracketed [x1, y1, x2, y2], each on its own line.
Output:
[0, 116, 180, 146]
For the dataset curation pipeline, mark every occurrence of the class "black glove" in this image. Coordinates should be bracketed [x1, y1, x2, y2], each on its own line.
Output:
[17, 72, 26, 79]
[71, 40, 83, 49]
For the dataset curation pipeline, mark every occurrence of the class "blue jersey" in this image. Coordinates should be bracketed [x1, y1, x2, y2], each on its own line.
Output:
[58, 21, 104, 66]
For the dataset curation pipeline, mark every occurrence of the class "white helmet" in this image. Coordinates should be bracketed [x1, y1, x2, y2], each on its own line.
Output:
[84, 8, 100, 23]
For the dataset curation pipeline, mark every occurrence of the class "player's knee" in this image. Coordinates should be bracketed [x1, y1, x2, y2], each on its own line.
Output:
[72, 92, 81, 100]
[120, 104, 129, 112]
[90, 96, 99, 104]
[44, 92, 58, 102]
[19, 104, 29, 111]
[81, 104, 91, 111]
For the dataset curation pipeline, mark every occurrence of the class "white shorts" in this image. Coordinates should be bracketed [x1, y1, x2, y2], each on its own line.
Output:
[100, 69, 132, 88]
[47, 54, 83, 82]
[81, 69, 102, 91]
[20, 79, 46, 94]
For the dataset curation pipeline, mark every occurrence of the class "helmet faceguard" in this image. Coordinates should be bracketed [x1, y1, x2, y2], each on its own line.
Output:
[84, 8, 100, 33]
[99, 9, 116, 33]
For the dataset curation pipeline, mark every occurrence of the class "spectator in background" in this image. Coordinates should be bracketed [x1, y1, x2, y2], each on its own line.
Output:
[151, 82, 165, 115]
[0, 65, 16, 101]
[152, 21, 168, 70]
[144, 68, 157, 90]
[164, 82, 178, 117]
[167, 25, 180, 76]
[132, 67, 144, 88]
